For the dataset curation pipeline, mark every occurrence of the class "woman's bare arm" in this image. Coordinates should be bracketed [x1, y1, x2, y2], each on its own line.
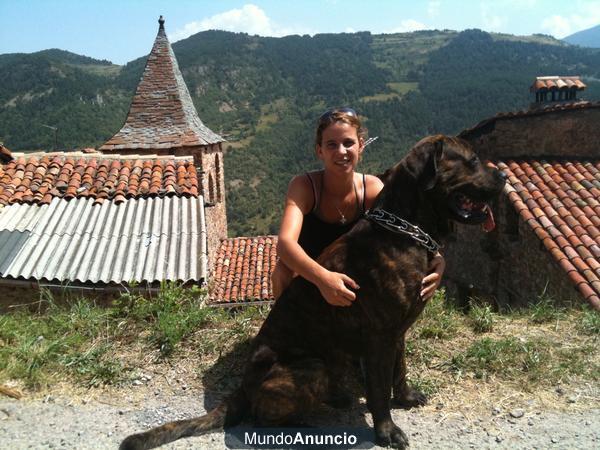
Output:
[276, 175, 358, 306]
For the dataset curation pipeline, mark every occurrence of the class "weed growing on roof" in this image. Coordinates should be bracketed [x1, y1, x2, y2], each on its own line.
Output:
[415, 289, 459, 339]
[468, 299, 494, 333]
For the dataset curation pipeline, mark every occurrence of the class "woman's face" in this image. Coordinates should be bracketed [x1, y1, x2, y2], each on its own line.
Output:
[316, 121, 363, 174]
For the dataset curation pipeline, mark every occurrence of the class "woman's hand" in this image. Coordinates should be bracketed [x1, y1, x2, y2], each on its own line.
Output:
[316, 269, 360, 307]
[420, 252, 445, 302]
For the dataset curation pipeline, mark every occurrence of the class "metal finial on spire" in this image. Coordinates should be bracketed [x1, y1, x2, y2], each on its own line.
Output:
[158, 15, 165, 30]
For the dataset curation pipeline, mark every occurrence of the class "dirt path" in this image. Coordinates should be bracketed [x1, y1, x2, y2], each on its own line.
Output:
[1, 387, 598, 449]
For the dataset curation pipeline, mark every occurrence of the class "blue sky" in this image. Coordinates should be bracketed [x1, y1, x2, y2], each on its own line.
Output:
[1, 0, 599, 65]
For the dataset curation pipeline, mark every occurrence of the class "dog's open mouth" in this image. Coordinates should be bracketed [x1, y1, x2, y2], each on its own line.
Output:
[449, 193, 496, 232]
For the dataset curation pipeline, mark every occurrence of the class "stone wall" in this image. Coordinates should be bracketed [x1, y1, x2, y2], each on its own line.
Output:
[445, 181, 581, 308]
[444, 106, 599, 308]
[198, 143, 227, 273]
[0, 284, 40, 312]
[0, 283, 119, 312]
[461, 105, 600, 160]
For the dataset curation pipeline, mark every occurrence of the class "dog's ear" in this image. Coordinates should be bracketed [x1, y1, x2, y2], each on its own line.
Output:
[405, 136, 444, 191]
[421, 139, 444, 190]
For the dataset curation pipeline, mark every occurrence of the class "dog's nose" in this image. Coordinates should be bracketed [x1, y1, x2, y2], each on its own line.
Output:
[497, 170, 507, 180]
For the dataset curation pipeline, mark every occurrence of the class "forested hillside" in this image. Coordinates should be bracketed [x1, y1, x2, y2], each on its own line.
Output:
[564, 24, 600, 48]
[2, 30, 600, 235]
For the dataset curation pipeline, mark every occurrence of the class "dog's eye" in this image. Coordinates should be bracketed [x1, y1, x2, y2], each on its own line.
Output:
[468, 156, 480, 167]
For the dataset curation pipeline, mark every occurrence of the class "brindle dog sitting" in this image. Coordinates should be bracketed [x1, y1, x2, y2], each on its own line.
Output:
[120, 135, 506, 450]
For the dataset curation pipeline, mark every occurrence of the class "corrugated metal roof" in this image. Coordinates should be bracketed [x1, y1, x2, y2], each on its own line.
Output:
[0, 195, 207, 284]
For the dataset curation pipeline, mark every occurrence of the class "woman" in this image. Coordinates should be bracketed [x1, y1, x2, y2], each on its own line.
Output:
[272, 108, 445, 306]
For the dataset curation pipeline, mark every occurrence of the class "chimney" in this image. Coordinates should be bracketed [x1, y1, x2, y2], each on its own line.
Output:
[530, 76, 586, 109]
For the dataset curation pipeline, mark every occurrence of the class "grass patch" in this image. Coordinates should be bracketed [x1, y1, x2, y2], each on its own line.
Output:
[579, 306, 600, 336]
[414, 289, 459, 340]
[360, 83, 419, 103]
[451, 337, 543, 381]
[450, 335, 597, 385]
[528, 292, 565, 324]
[360, 92, 399, 103]
[387, 82, 419, 95]
[407, 375, 439, 396]
[0, 296, 119, 389]
[468, 299, 494, 333]
[1, 283, 597, 408]
[405, 290, 599, 408]
[114, 283, 215, 357]
[0, 283, 223, 388]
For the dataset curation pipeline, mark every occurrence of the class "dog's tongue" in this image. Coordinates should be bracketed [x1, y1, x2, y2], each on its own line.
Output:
[482, 205, 495, 232]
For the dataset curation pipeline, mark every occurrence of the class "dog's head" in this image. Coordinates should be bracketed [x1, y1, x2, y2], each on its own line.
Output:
[391, 135, 506, 231]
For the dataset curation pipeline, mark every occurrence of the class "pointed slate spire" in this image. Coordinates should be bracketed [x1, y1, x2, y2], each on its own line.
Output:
[101, 16, 223, 152]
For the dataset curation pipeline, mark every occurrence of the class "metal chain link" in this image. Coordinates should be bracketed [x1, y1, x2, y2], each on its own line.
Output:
[365, 208, 441, 253]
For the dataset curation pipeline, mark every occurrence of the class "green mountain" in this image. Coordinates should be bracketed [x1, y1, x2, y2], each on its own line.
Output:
[1, 29, 600, 236]
[564, 24, 600, 48]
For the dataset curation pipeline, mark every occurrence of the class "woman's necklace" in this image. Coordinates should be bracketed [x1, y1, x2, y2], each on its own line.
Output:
[333, 180, 357, 225]
[335, 204, 348, 225]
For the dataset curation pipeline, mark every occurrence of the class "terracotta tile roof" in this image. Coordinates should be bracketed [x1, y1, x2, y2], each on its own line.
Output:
[211, 236, 278, 303]
[0, 151, 198, 206]
[100, 16, 223, 152]
[498, 159, 600, 309]
[530, 76, 586, 92]
[459, 101, 600, 138]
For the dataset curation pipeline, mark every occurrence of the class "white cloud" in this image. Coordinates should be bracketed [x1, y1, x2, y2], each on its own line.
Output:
[540, 2, 600, 38]
[387, 19, 428, 33]
[427, 1, 441, 18]
[480, 3, 506, 31]
[541, 15, 573, 37]
[502, 0, 537, 9]
[170, 4, 311, 41]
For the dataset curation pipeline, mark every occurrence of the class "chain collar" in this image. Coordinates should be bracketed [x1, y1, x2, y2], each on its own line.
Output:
[365, 208, 442, 253]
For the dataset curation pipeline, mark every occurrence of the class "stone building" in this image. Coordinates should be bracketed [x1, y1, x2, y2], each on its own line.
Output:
[100, 16, 227, 268]
[0, 17, 227, 306]
[0, 150, 208, 306]
[445, 90, 600, 310]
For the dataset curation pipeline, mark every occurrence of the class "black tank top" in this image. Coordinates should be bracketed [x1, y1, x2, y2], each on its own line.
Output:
[297, 171, 366, 259]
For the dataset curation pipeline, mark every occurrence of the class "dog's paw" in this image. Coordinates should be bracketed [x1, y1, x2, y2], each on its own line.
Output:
[392, 386, 427, 409]
[375, 420, 409, 449]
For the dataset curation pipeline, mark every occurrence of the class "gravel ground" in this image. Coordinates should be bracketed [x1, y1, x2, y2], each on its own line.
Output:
[1, 389, 598, 450]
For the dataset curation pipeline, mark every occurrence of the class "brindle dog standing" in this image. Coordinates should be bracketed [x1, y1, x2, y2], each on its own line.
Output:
[121, 135, 506, 450]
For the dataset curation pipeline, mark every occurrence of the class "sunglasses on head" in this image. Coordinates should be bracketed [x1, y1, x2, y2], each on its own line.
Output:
[318, 107, 357, 122]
